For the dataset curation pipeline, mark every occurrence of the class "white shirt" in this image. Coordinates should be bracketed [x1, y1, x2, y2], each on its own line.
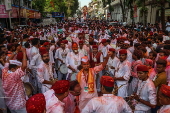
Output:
[44, 89, 65, 113]
[37, 61, 53, 93]
[30, 46, 42, 68]
[55, 48, 70, 67]
[66, 52, 84, 73]
[135, 78, 157, 112]
[107, 56, 119, 75]
[82, 94, 132, 113]
[115, 60, 131, 85]
[158, 105, 170, 113]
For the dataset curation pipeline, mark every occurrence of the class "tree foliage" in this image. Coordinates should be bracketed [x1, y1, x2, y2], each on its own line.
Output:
[32, 0, 79, 17]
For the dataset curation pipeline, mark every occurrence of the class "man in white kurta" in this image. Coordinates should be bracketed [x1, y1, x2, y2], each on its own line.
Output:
[55, 41, 70, 80]
[114, 49, 131, 98]
[77, 54, 110, 110]
[134, 65, 157, 112]
[37, 52, 55, 93]
[82, 76, 132, 113]
[66, 43, 84, 80]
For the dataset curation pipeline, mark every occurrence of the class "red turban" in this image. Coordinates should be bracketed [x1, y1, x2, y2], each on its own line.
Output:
[51, 80, 70, 94]
[43, 42, 50, 46]
[17, 52, 23, 61]
[137, 65, 149, 72]
[92, 45, 98, 49]
[64, 40, 68, 44]
[101, 39, 107, 43]
[100, 76, 114, 87]
[145, 59, 153, 66]
[119, 49, 127, 54]
[60, 40, 65, 44]
[79, 41, 84, 44]
[160, 84, 170, 97]
[109, 48, 115, 52]
[26, 93, 46, 113]
[89, 34, 94, 37]
[39, 47, 48, 55]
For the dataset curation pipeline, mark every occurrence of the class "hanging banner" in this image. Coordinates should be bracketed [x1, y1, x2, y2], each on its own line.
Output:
[0, 5, 9, 18]
[165, 9, 170, 16]
[4, 0, 12, 10]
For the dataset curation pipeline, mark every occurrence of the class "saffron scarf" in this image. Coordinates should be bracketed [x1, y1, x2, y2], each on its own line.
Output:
[77, 68, 94, 93]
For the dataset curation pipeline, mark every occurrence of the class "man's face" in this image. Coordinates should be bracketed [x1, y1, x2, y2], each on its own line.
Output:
[0, 53, 6, 60]
[137, 71, 148, 81]
[159, 52, 165, 58]
[72, 44, 78, 53]
[89, 37, 94, 42]
[60, 43, 65, 48]
[81, 61, 90, 70]
[79, 43, 83, 48]
[70, 84, 81, 96]
[156, 64, 165, 73]
[149, 53, 154, 59]
[1, 47, 8, 54]
[92, 48, 98, 53]
[123, 44, 129, 49]
[119, 54, 127, 62]
[42, 53, 50, 63]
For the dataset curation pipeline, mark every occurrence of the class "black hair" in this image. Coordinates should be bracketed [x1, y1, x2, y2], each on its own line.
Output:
[103, 85, 114, 93]
[164, 45, 170, 50]
[0, 45, 6, 50]
[31, 38, 39, 46]
[24, 42, 30, 48]
[156, 59, 167, 67]
[23, 34, 29, 39]
[7, 44, 14, 51]
[69, 80, 79, 91]
[9, 64, 17, 70]
[149, 51, 157, 58]
[0, 51, 5, 57]
[159, 49, 169, 56]
[0, 38, 6, 44]
[156, 36, 163, 42]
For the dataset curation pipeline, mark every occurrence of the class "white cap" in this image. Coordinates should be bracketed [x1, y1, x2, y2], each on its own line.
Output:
[81, 56, 89, 62]
[9, 60, 22, 66]
[124, 41, 130, 45]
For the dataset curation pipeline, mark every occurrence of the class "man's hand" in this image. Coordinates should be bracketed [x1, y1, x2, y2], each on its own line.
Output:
[134, 93, 140, 101]
[113, 77, 117, 81]
[110, 66, 115, 69]
[21, 47, 26, 52]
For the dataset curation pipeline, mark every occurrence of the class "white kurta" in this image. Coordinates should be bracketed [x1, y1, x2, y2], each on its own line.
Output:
[44, 89, 65, 113]
[37, 61, 53, 93]
[66, 52, 84, 73]
[82, 94, 132, 113]
[115, 60, 131, 98]
[78, 65, 103, 110]
[107, 56, 119, 75]
[135, 78, 157, 112]
[158, 105, 170, 113]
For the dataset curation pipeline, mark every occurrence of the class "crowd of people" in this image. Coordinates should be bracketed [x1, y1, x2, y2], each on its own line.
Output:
[0, 19, 170, 113]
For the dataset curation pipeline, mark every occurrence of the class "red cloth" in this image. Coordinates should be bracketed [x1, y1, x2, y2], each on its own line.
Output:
[109, 48, 115, 52]
[79, 41, 84, 44]
[92, 45, 98, 49]
[16, 52, 23, 61]
[137, 65, 149, 72]
[100, 76, 114, 87]
[39, 47, 48, 55]
[89, 34, 93, 37]
[119, 49, 127, 54]
[64, 40, 68, 44]
[43, 42, 50, 46]
[60, 40, 65, 44]
[160, 84, 170, 97]
[26, 93, 46, 113]
[101, 39, 107, 43]
[51, 80, 70, 94]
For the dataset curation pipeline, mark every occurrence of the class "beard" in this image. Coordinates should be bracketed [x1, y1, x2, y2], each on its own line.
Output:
[43, 59, 49, 63]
